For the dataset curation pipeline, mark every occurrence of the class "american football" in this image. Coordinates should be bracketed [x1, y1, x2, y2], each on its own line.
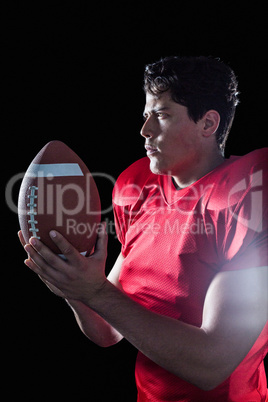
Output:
[18, 141, 101, 255]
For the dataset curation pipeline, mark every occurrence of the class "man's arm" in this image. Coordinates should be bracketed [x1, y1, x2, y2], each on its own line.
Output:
[66, 252, 125, 347]
[88, 266, 268, 390]
[23, 229, 268, 391]
[19, 229, 124, 348]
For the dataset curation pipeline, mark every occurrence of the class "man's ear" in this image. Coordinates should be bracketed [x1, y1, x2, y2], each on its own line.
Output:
[202, 110, 220, 137]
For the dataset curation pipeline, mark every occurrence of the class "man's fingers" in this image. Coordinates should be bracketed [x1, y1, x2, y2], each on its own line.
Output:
[22, 225, 108, 301]
[26, 231, 79, 265]
[48, 230, 81, 262]
[24, 239, 69, 287]
[18, 230, 26, 248]
[93, 222, 108, 259]
[24, 240, 58, 271]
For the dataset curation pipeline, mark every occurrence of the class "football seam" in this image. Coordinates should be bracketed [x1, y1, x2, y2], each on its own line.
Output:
[27, 186, 40, 239]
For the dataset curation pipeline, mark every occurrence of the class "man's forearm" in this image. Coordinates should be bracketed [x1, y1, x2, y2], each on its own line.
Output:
[66, 298, 123, 347]
[23, 229, 262, 391]
[85, 280, 222, 390]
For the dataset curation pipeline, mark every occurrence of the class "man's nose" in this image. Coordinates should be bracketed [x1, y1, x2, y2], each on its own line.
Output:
[140, 116, 154, 138]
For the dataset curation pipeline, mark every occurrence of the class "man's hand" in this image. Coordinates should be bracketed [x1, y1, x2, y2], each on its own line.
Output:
[19, 223, 108, 303]
[18, 230, 65, 298]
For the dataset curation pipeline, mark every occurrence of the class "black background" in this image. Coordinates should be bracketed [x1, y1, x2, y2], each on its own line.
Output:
[4, 2, 267, 401]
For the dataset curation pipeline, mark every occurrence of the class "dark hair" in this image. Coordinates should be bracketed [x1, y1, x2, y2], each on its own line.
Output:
[144, 56, 239, 154]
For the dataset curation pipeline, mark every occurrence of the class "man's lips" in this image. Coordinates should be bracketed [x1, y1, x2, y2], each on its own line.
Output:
[145, 145, 159, 155]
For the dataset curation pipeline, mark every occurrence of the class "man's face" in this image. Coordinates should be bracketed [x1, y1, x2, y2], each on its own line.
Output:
[141, 91, 203, 181]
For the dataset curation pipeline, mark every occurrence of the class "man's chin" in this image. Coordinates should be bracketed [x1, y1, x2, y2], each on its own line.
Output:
[149, 158, 167, 176]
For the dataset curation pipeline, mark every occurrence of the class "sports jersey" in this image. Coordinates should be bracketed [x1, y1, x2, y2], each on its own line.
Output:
[112, 148, 268, 402]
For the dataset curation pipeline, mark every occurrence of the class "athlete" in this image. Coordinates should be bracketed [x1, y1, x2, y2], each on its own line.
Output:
[19, 56, 268, 401]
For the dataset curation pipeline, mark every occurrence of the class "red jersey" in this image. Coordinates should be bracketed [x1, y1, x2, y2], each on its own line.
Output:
[112, 148, 268, 402]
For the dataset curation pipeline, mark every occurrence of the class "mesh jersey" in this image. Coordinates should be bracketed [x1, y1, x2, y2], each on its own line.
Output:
[112, 148, 268, 402]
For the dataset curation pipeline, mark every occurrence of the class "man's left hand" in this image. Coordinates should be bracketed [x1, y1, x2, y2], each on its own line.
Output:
[22, 223, 108, 303]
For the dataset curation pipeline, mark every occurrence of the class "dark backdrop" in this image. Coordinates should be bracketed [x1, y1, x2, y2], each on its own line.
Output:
[4, 3, 267, 401]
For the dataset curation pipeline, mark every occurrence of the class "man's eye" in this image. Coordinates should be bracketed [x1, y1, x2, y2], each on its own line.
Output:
[157, 113, 167, 119]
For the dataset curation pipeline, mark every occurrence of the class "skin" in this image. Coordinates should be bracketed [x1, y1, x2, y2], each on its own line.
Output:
[142, 91, 224, 188]
[19, 91, 268, 391]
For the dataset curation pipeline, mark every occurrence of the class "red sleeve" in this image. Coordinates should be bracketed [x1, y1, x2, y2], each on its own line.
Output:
[113, 202, 129, 255]
[220, 164, 267, 272]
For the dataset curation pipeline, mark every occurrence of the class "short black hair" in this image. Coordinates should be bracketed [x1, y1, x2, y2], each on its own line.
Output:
[144, 56, 239, 154]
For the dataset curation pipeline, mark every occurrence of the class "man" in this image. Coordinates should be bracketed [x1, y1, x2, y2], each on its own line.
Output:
[20, 56, 268, 401]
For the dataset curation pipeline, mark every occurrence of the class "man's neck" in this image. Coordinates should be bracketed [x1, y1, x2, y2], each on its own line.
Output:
[172, 152, 225, 190]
